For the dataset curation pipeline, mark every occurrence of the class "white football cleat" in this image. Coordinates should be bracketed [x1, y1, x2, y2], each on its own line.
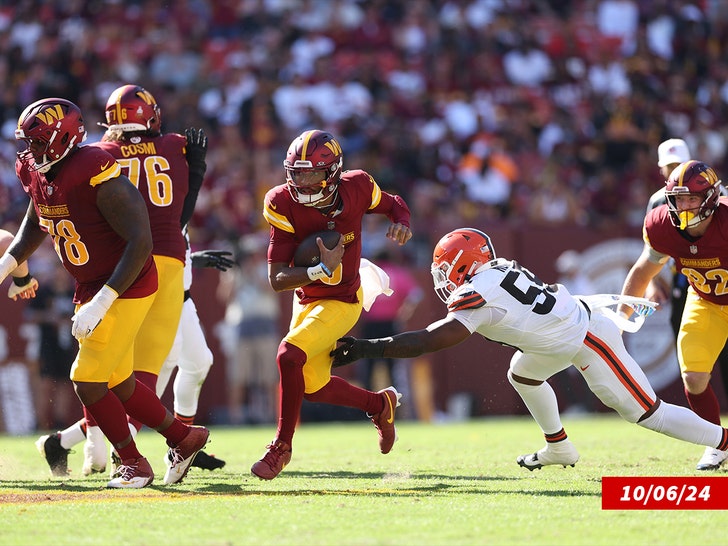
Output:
[517, 440, 579, 471]
[696, 447, 728, 471]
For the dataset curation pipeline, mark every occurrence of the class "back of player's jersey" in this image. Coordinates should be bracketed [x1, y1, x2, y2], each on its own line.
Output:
[451, 259, 589, 357]
[94, 134, 188, 263]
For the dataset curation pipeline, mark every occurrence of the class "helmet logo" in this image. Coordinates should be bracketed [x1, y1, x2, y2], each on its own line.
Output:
[136, 89, 156, 105]
[36, 104, 65, 125]
[324, 139, 342, 155]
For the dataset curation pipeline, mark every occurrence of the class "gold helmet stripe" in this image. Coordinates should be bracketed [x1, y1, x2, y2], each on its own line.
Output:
[300, 130, 315, 161]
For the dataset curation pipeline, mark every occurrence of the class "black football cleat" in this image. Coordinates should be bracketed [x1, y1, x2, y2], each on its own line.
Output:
[191, 450, 226, 470]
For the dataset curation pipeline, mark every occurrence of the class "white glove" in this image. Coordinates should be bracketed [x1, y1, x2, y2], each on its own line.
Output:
[8, 275, 38, 301]
[72, 285, 118, 341]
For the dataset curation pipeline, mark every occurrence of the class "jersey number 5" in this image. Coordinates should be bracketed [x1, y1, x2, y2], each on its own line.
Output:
[500, 264, 556, 315]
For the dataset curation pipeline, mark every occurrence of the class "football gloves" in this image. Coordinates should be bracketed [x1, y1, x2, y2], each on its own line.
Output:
[8, 274, 38, 301]
[330, 336, 386, 368]
[184, 127, 208, 169]
[191, 250, 235, 272]
[630, 301, 657, 318]
[181, 127, 208, 228]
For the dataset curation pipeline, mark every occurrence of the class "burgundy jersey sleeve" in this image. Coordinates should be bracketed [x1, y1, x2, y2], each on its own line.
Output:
[93, 133, 188, 263]
[359, 170, 411, 227]
[18, 146, 157, 304]
[645, 201, 728, 305]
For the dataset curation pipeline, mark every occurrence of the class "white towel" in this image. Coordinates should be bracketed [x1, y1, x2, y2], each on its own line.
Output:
[359, 258, 394, 312]
[577, 294, 658, 333]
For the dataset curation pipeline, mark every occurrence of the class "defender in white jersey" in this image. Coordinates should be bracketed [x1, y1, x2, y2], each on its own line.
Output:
[331, 228, 728, 469]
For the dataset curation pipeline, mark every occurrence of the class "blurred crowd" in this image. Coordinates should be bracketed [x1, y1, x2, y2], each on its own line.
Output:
[2, 0, 728, 429]
[0, 0, 727, 262]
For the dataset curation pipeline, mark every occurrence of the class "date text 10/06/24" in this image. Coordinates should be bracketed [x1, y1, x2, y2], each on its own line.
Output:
[602, 476, 728, 510]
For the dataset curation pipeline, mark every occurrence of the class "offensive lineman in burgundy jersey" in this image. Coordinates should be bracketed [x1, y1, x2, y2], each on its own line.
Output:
[252, 129, 412, 480]
[56, 84, 197, 477]
[93, 92, 188, 392]
[621, 160, 728, 470]
[86, 84, 217, 475]
[5, 98, 208, 488]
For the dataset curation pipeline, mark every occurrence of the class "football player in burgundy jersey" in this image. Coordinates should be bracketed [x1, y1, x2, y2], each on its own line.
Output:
[621, 160, 728, 471]
[45, 85, 218, 479]
[331, 228, 728, 470]
[252, 129, 412, 479]
[2, 97, 208, 488]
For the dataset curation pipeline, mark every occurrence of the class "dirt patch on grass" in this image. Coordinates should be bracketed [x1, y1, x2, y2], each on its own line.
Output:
[0, 491, 112, 504]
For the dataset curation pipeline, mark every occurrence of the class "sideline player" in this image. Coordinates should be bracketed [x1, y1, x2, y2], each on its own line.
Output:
[331, 228, 728, 469]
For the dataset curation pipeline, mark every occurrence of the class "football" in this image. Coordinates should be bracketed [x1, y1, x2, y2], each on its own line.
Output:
[293, 230, 341, 267]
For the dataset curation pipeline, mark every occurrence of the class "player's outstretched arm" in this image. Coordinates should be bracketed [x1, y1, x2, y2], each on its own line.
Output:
[331, 315, 471, 367]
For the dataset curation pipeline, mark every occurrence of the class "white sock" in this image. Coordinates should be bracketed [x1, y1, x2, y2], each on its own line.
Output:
[508, 372, 564, 435]
[84, 426, 108, 470]
[639, 401, 724, 448]
[59, 420, 86, 449]
[173, 369, 202, 417]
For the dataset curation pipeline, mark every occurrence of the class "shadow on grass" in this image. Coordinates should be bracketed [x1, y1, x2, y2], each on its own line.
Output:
[0, 470, 600, 501]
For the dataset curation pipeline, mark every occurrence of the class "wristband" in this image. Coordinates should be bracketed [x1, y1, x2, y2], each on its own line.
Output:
[12, 273, 33, 286]
[95, 284, 120, 309]
[307, 263, 332, 281]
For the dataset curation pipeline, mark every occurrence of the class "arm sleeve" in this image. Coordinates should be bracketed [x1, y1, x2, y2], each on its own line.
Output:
[371, 192, 411, 227]
[180, 161, 205, 228]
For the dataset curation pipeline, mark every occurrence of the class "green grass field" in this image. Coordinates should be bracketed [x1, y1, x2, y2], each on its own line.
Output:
[1, 416, 726, 546]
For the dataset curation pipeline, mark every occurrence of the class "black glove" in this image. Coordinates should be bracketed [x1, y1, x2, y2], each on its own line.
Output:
[181, 128, 208, 227]
[191, 250, 235, 271]
[330, 336, 385, 367]
[185, 127, 208, 170]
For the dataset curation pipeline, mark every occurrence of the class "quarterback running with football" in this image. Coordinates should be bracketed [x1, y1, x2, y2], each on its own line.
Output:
[253, 129, 412, 479]
[6, 97, 207, 488]
[331, 228, 728, 469]
[621, 160, 728, 470]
